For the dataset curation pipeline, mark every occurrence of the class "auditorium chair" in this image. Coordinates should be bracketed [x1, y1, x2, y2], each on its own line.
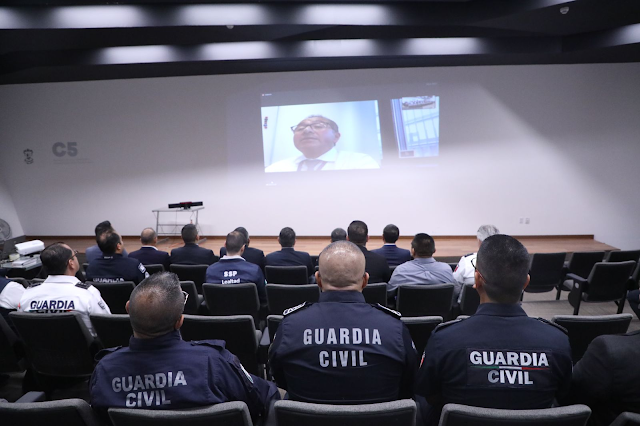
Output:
[605, 249, 640, 263]
[266, 283, 319, 315]
[610, 412, 640, 426]
[108, 401, 252, 426]
[566, 261, 636, 314]
[82, 263, 90, 273]
[89, 281, 135, 314]
[0, 397, 100, 426]
[258, 314, 283, 374]
[169, 264, 208, 293]
[362, 282, 388, 306]
[202, 283, 261, 320]
[396, 284, 454, 319]
[274, 399, 417, 426]
[556, 251, 605, 299]
[9, 312, 100, 396]
[400, 316, 442, 356]
[90, 314, 133, 348]
[438, 403, 591, 426]
[551, 313, 632, 363]
[459, 284, 480, 316]
[8, 277, 30, 288]
[179, 280, 203, 315]
[180, 315, 262, 376]
[0, 314, 26, 375]
[265, 265, 309, 285]
[142, 263, 164, 275]
[523, 252, 566, 297]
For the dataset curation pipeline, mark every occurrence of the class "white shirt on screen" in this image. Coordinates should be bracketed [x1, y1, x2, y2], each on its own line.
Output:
[265, 147, 380, 172]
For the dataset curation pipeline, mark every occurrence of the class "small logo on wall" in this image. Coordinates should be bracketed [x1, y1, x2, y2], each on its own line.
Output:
[23, 149, 34, 164]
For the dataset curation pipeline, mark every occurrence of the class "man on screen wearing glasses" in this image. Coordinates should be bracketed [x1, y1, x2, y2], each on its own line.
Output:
[265, 115, 380, 172]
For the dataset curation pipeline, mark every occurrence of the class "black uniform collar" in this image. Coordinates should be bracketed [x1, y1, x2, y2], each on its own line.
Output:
[129, 329, 182, 350]
[319, 290, 366, 303]
[102, 253, 123, 260]
[475, 303, 527, 317]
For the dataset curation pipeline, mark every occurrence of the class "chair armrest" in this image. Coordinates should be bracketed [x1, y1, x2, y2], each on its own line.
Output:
[16, 391, 46, 403]
[566, 273, 588, 285]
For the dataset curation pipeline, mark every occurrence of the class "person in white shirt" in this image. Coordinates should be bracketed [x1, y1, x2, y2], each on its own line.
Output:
[19, 242, 111, 336]
[452, 225, 500, 303]
[265, 115, 380, 172]
[0, 276, 25, 312]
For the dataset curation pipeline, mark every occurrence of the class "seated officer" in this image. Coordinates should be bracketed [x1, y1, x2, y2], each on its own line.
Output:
[372, 224, 412, 267]
[219, 227, 265, 272]
[170, 224, 218, 266]
[86, 220, 128, 264]
[269, 240, 417, 404]
[416, 234, 573, 426]
[205, 231, 266, 303]
[265, 227, 315, 283]
[90, 272, 278, 421]
[86, 232, 149, 285]
[19, 242, 110, 336]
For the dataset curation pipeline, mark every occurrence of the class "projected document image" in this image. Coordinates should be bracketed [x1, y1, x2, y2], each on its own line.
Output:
[262, 100, 383, 173]
[392, 96, 440, 158]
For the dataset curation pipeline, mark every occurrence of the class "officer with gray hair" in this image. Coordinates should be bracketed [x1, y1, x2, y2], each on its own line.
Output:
[453, 224, 500, 288]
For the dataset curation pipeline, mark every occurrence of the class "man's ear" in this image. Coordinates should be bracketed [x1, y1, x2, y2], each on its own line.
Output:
[174, 314, 184, 330]
[522, 274, 530, 292]
[316, 271, 323, 291]
[473, 270, 482, 290]
[361, 272, 369, 290]
[125, 300, 130, 313]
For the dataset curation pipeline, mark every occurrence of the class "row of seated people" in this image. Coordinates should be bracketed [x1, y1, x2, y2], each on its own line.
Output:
[2, 235, 639, 426]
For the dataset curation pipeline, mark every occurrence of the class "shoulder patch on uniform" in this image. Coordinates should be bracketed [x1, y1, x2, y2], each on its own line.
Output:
[434, 317, 467, 332]
[75, 281, 92, 290]
[535, 317, 568, 335]
[95, 346, 123, 361]
[138, 263, 147, 274]
[191, 339, 227, 350]
[283, 302, 310, 316]
[27, 282, 42, 289]
[373, 303, 401, 319]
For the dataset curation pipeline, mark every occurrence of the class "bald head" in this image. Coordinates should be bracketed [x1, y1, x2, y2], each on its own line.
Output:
[317, 241, 367, 291]
[140, 227, 157, 246]
[127, 272, 184, 338]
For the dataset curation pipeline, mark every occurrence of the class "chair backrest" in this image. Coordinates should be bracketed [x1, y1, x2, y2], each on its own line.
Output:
[90, 314, 133, 348]
[396, 284, 454, 319]
[362, 283, 388, 306]
[180, 281, 200, 315]
[9, 312, 97, 377]
[459, 284, 480, 316]
[527, 252, 567, 292]
[585, 261, 636, 302]
[265, 265, 309, 284]
[181, 314, 260, 375]
[266, 283, 319, 315]
[0, 398, 100, 426]
[439, 403, 591, 426]
[108, 401, 252, 426]
[9, 277, 30, 288]
[567, 251, 605, 279]
[82, 262, 90, 273]
[0, 314, 24, 373]
[202, 283, 260, 317]
[274, 399, 417, 426]
[143, 264, 165, 275]
[551, 313, 633, 363]
[169, 264, 208, 293]
[267, 314, 283, 340]
[400, 316, 443, 356]
[89, 281, 135, 314]
[610, 411, 640, 426]
[606, 250, 640, 263]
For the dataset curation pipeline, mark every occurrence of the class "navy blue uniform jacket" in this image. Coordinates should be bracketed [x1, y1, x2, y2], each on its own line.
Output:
[170, 243, 218, 266]
[357, 246, 391, 283]
[220, 246, 265, 272]
[205, 258, 266, 303]
[86, 254, 148, 285]
[371, 244, 412, 267]
[265, 247, 315, 281]
[129, 247, 171, 271]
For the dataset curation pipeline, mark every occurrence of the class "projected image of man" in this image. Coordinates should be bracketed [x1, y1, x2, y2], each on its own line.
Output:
[265, 115, 380, 172]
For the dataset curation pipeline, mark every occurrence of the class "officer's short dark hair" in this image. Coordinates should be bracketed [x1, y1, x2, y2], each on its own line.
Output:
[318, 241, 365, 288]
[94, 220, 113, 241]
[347, 220, 368, 245]
[98, 231, 121, 255]
[234, 227, 249, 245]
[411, 233, 435, 257]
[279, 227, 296, 248]
[476, 234, 530, 304]
[383, 224, 400, 243]
[181, 224, 198, 244]
[330, 227, 347, 242]
[41, 242, 73, 275]
[128, 272, 183, 337]
[140, 228, 156, 245]
[225, 231, 245, 255]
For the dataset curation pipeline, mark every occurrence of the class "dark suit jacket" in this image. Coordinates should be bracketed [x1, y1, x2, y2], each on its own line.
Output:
[265, 247, 315, 280]
[357, 245, 391, 283]
[129, 247, 171, 270]
[371, 244, 412, 267]
[220, 246, 265, 272]
[566, 330, 640, 426]
[170, 243, 218, 266]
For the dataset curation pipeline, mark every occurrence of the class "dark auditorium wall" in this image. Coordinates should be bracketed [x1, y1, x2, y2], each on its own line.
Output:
[0, 63, 638, 249]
